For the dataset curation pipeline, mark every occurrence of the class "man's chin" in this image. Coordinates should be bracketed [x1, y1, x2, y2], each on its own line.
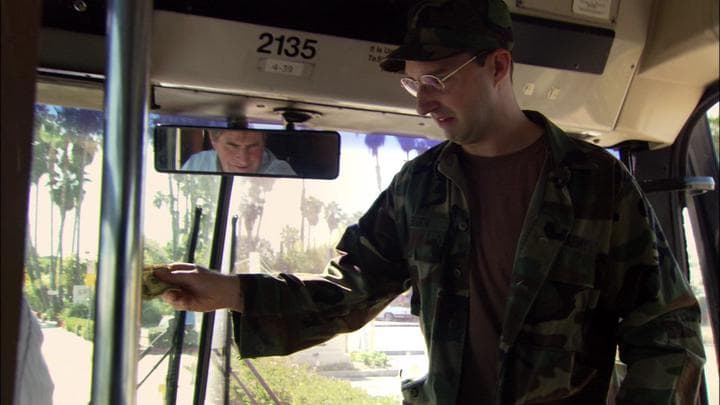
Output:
[230, 166, 260, 173]
[443, 130, 466, 144]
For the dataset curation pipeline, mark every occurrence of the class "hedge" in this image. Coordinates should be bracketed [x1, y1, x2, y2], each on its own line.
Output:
[226, 357, 399, 404]
[63, 316, 94, 341]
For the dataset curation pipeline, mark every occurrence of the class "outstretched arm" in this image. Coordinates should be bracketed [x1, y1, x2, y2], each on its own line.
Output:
[153, 263, 244, 313]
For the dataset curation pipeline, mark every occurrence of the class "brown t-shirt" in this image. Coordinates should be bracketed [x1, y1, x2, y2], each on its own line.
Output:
[457, 136, 548, 404]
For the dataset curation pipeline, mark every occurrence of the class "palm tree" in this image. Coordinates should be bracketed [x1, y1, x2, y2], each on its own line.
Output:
[299, 179, 307, 245]
[398, 136, 416, 161]
[69, 132, 100, 265]
[399, 136, 438, 162]
[323, 201, 345, 243]
[43, 107, 101, 303]
[364, 134, 386, 192]
[60, 108, 102, 266]
[240, 201, 262, 241]
[249, 178, 275, 241]
[31, 106, 53, 251]
[301, 195, 323, 250]
[280, 225, 300, 254]
[236, 178, 275, 250]
[33, 110, 64, 297]
[153, 173, 220, 262]
[25, 106, 55, 301]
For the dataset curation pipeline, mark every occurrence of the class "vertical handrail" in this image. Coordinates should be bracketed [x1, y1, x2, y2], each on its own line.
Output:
[193, 176, 234, 405]
[90, 0, 152, 403]
[224, 215, 239, 404]
[166, 206, 203, 404]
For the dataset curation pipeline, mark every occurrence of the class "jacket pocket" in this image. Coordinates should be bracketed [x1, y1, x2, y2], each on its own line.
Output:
[520, 246, 600, 351]
[407, 218, 449, 316]
[408, 216, 449, 264]
[502, 346, 598, 404]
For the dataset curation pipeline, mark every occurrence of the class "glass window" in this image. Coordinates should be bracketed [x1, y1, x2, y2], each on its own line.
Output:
[136, 113, 225, 404]
[24, 106, 226, 405]
[708, 103, 719, 161]
[684, 101, 719, 405]
[684, 208, 718, 405]
[201, 131, 439, 404]
[24, 104, 104, 404]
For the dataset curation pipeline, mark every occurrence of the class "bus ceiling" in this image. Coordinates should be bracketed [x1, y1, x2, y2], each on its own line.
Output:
[37, 0, 719, 147]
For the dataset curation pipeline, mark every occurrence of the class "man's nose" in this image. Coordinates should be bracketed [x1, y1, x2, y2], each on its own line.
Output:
[232, 148, 249, 163]
[415, 86, 440, 117]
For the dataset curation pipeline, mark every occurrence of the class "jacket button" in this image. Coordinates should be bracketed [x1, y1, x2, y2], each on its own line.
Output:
[457, 221, 468, 231]
[454, 268, 462, 278]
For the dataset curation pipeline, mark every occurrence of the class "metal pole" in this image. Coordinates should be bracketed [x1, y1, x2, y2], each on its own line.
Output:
[224, 215, 240, 404]
[91, 0, 152, 403]
[194, 176, 234, 405]
[166, 207, 203, 405]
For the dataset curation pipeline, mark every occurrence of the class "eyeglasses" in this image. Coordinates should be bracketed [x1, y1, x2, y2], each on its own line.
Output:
[400, 55, 479, 97]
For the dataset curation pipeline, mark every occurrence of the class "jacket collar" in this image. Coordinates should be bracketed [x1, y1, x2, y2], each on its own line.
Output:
[434, 110, 595, 174]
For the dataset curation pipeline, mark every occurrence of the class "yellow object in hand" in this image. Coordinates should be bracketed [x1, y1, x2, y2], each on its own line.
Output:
[142, 265, 174, 300]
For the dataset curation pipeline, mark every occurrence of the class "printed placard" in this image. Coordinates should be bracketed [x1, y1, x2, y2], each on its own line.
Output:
[262, 58, 305, 77]
[572, 0, 612, 20]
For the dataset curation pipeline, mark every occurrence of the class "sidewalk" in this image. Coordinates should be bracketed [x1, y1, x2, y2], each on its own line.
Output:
[41, 326, 93, 405]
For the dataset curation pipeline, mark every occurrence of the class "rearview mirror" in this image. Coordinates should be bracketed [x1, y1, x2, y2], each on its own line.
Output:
[153, 126, 340, 179]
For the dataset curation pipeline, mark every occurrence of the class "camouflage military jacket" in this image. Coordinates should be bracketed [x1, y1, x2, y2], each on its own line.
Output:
[232, 111, 705, 404]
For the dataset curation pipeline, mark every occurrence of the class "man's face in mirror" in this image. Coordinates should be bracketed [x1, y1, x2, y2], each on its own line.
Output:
[209, 130, 265, 173]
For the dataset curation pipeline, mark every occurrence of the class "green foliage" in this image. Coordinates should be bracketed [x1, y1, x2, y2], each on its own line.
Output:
[708, 112, 718, 158]
[60, 257, 89, 301]
[144, 238, 171, 265]
[33, 106, 102, 295]
[228, 357, 398, 405]
[24, 255, 52, 312]
[63, 316, 94, 341]
[350, 351, 391, 369]
[152, 173, 220, 262]
[63, 302, 90, 319]
[236, 237, 275, 261]
[141, 300, 172, 327]
[301, 196, 324, 227]
[24, 254, 95, 320]
[28, 105, 102, 318]
[25, 284, 45, 314]
[280, 225, 301, 253]
[323, 201, 348, 244]
[273, 245, 334, 275]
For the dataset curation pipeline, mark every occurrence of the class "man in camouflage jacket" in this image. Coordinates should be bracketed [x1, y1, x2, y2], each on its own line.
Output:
[226, 111, 705, 404]
[155, 0, 706, 403]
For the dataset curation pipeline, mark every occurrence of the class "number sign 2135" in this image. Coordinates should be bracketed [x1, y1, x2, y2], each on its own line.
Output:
[257, 33, 317, 59]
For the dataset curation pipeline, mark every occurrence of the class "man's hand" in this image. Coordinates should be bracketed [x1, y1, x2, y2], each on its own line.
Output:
[153, 263, 244, 313]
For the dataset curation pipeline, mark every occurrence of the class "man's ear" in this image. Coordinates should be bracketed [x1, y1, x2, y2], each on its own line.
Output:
[492, 49, 512, 85]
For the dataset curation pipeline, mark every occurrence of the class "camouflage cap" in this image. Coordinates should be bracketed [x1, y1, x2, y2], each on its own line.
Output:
[380, 0, 514, 72]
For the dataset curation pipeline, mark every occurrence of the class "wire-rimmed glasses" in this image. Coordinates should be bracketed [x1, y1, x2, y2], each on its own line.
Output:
[400, 54, 480, 97]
